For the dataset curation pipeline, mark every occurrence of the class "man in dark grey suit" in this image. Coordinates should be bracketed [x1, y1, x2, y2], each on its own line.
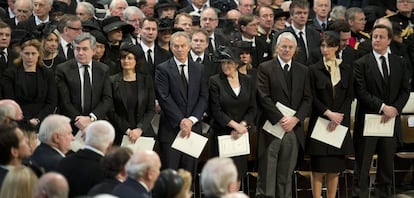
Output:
[272, 0, 320, 66]
[55, 33, 112, 132]
[256, 31, 312, 198]
[155, 31, 208, 178]
[352, 24, 410, 198]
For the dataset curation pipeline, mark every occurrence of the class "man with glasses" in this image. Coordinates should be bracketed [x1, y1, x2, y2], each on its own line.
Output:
[200, 8, 230, 58]
[57, 15, 82, 60]
[123, 6, 145, 45]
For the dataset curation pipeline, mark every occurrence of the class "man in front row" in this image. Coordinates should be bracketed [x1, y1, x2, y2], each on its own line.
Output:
[352, 24, 410, 198]
[155, 31, 208, 179]
[256, 31, 312, 197]
[56, 33, 112, 133]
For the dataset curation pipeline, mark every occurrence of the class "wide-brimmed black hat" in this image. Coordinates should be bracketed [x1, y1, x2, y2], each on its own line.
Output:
[154, 0, 180, 11]
[90, 30, 108, 44]
[82, 20, 101, 32]
[51, 1, 68, 14]
[101, 16, 135, 34]
[158, 17, 175, 31]
[233, 41, 253, 54]
[120, 42, 144, 59]
[216, 46, 242, 64]
[36, 22, 58, 39]
[273, 8, 289, 19]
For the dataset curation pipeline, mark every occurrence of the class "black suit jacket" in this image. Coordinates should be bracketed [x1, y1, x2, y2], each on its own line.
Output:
[0, 49, 18, 75]
[2, 65, 57, 121]
[112, 177, 151, 198]
[30, 143, 63, 172]
[353, 52, 410, 143]
[207, 32, 231, 56]
[256, 58, 312, 155]
[88, 178, 121, 196]
[16, 15, 37, 31]
[189, 53, 220, 78]
[140, 44, 171, 78]
[272, 26, 321, 65]
[307, 60, 354, 155]
[209, 72, 257, 135]
[55, 59, 112, 120]
[56, 149, 105, 197]
[108, 72, 156, 145]
[308, 45, 357, 66]
[155, 58, 209, 142]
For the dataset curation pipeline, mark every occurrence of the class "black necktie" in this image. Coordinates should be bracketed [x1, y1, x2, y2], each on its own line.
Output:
[0, 51, 6, 64]
[180, 64, 188, 98]
[298, 32, 307, 57]
[321, 23, 326, 31]
[83, 65, 92, 114]
[147, 49, 153, 65]
[196, 57, 202, 63]
[67, 43, 74, 59]
[380, 56, 389, 84]
[209, 37, 215, 52]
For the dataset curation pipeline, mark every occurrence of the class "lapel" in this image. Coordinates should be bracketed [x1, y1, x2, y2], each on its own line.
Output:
[273, 59, 290, 99]
[388, 54, 399, 90]
[219, 73, 238, 98]
[290, 62, 300, 101]
[316, 61, 334, 99]
[113, 74, 128, 109]
[137, 74, 145, 112]
[71, 60, 82, 101]
[368, 53, 385, 92]
[168, 59, 187, 101]
[187, 61, 197, 101]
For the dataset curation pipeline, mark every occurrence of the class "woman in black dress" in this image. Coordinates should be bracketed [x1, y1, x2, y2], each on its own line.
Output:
[307, 32, 354, 198]
[108, 42, 156, 145]
[3, 38, 57, 129]
[39, 23, 66, 71]
[209, 46, 257, 180]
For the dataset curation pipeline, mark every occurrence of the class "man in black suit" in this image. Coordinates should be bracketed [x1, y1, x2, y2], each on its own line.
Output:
[200, 8, 231, 57]
[56, 120, 115, 197]
[139, 17, 171, 78]
[257, 6, 276, 47]
[352, 24, 410, 198]
[308, 0, 331, 33]
[238, 13, 271, 68]
[55, 33, 112, 132]
[16, 0, 52, 31]
[272, 0, 320, 66]
[189, 28, 220, 78]
[155, 32, 208, 178]
[112, 150, 161, 198]
[7, 0, 32, 29]
[0, 22, 17, 80]
[256, 31, 312, 197]
[30, 115, 73, 172]
[0, 122, 32, 186]
[57, 15, 82, 60]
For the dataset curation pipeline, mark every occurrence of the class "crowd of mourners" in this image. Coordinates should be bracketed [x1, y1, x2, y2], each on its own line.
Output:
[0, 0, 413, 197]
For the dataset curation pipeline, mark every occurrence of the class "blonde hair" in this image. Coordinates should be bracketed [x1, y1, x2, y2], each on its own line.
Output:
[176, 169, 192, 198]
[0, 165, 38, 198]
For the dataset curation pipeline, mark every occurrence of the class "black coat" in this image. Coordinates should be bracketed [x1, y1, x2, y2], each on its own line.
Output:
[306, 60, 354, 155]
[112, 177, 151, 198]
[30, 143, 64, 172]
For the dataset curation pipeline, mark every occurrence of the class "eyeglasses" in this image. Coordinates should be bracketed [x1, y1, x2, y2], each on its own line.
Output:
[201, 17, 217, 22]
[67, 26, 83, 31]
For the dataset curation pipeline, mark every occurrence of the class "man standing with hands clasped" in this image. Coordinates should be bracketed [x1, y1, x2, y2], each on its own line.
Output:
[155, 31, 208, 179]
[352, 24, 410, 198]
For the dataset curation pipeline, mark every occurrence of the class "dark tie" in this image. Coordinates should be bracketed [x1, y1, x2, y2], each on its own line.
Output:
[321, 23, 326, 31]
[83, 65, 92, 114]
[380, 56, 389, 84]
[298, 32, 307, 57]
[209, 37, 215, 52]
[147, 49, 153, 65]
[196, 57, 202, 63]
[180, 64, 188, 98]
[283, 64, 292, 97]
[0, 51, 6, 64]
[67, 43, 74, 59]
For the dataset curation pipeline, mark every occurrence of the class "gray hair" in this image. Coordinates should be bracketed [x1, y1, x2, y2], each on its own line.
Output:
[374, 17, 392, 30]
[124, 6, 145, 20]
[125, 150, 157, 179]
[276, 31, 297, 47]
[32, 0, 53, 6]
[74, 32, 97, 49]
[109, 0, 128, 9]
[170, 31, 191, 46]
[0, 102, 16, 122]
[201, 157, 238, 197]
[345, 7, 364, 21]
[35, 172, 69, 198]
[84, 120, 115, 151]
[329, 5, 346, 21]
[38, 115, 71, 143]
[77, 2, 95, 17]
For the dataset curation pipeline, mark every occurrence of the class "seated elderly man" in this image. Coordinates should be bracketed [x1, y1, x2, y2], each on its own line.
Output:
[30, 114, 73, 172]
[112, 150, 161, 198]
[56, 120, 115, 197]
[35, 172, 69, 198]
[0, 99, 23, 125]
[201, 157, 240, 198]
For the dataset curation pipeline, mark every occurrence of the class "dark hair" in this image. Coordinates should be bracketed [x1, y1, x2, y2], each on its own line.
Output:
[14, 39, 44, 67]
[190, 28, 209, 40]
[289, 0, 309, 16]
[57, 14, 81, 33]
[238, 14, 255, 32]
[101, 147, 132, 178]
[0, 122, 19, 165]
[372, 24, 393, 39]
[141, 17, 159, 29]
[328, 20, 351, 33]
[120, 50, 145, 72]
[0, 21, 11, 30]
[320, 31, 340, 47]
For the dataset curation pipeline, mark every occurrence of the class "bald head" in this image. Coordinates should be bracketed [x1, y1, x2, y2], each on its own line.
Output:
[126, 150, 161, 190]
[35, 172, 69, 198]
[0, 99, 23, 122]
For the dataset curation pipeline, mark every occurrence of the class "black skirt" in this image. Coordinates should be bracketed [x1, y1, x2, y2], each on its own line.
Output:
[310, 155, 346, 173]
